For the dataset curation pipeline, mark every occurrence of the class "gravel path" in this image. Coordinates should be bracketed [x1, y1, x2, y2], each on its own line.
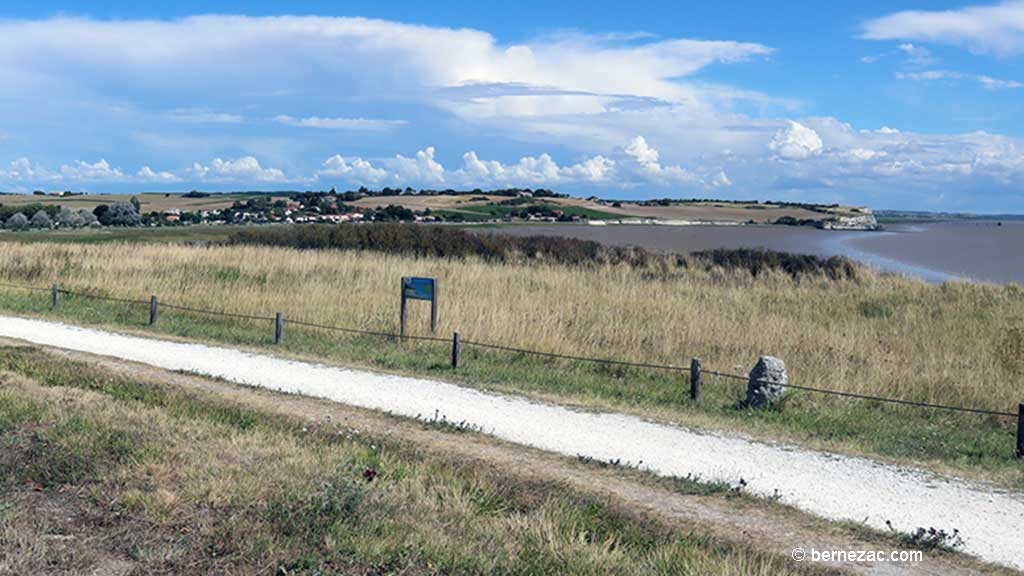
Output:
[2, 315, 1022, 570]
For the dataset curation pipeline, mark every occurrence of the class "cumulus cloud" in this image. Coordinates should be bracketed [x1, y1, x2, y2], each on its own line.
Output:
[458, 151, 615, 185]
[313, 140, 706, 189]
[622, 136, 700, 183]
[316, 155, 390, 183]
[389, 147, 447, 185]
[59, 159, 125, 181]
[188, 157, 286, 182]
[2, 157, 56, 181]
[765, 117, 1024, 204]
[862, 1, 1024, 55]
[137, 166, 180, 182]
[274, 115, 407, 130]
[769, 121, 823, 160]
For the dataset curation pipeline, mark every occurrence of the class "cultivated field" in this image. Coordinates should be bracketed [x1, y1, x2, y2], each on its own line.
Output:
[0, 237, 1020, 489]
[0, 192, 289, 213]
[350, 194, 860, 223]
[554, 198, 864, 223]
[1, 190, 864, 224]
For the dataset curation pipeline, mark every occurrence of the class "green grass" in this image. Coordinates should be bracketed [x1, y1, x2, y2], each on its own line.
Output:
[0, 346, 800, 575]
[0, 285, 1020, 492]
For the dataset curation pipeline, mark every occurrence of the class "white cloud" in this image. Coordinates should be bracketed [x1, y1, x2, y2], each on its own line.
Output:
[624, 136, 661, 166]
[561, 155, 616, 183]
[59, 159, 125, 181]
[709, 171, 732, 188]
[896, 69, 1024, 89]
[0, 15, 776, 163]
[390, 147, 446, 185]
[137, 166, 180, 182]
[0, 15, 772, 105]
[316, 155, 390, 183]
[165, 108, 245, 124]
[188, 156, 286, 182]
[621, 136, 700, 183]
[896, 43, 938, 66]
[978, 75, 1024, 89]
[2, 157, 57, 181]
[862, 1, 1024, 55]
[458, 151, 615, 185]
[769, 121, 823, 160]
[765, 117, 1024, 202]
[274, 115, 407, 130]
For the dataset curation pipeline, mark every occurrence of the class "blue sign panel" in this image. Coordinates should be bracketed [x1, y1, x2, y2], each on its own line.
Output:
[403, 277, 435, 301]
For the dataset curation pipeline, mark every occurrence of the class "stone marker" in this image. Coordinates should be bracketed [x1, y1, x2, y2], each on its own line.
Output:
[746, 356, 787, 408]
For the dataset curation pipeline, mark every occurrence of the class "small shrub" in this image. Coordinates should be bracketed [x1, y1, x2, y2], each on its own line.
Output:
[3, 213, 28, 231]
[690, 248, 858, 281]
[99, 201, 142, 227]
[891, 524, 964, 551]
[29, 210, 52, 229]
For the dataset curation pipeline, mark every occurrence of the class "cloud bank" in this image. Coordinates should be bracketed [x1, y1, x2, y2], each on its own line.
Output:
[0, 14, 1021, 210]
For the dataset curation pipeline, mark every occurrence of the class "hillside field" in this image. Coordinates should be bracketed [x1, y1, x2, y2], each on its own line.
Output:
[1, 190, 864, 224]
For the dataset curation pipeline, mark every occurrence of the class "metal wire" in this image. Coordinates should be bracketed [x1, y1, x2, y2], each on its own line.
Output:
[0, 281, 51, 292]
[287, 318, 399, 339]
[0, 279, 1018, 419]
[288, 318, 448, 342]
[702, 369, 1018, 418]
[159, 302, 275, 322]
[461, 339, 688, 372]
[59, 289, 149, 306]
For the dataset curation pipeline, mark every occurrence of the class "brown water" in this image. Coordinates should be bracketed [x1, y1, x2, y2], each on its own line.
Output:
[490, 222, 1024, 284]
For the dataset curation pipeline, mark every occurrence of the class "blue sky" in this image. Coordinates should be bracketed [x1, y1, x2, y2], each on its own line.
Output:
[1, 1, 1023, 212]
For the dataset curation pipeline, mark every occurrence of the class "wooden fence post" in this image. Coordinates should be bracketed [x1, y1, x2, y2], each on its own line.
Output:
[275, 312, 285, 345]
[400, 277, 408, 341]
[690, 358, 702, 402]
[451, 331, 461, 369]
[431, 279, 439, 337]
[51, 283, 60, 310]
[1017, 403, 1023, 459]
[149, 295, 159, 326]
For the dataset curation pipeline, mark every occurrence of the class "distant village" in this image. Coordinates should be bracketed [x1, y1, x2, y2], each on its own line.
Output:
[0, 187, 590, 230]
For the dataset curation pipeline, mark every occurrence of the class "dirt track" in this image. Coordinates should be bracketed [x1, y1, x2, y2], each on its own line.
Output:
[0, 332, 1017, 574]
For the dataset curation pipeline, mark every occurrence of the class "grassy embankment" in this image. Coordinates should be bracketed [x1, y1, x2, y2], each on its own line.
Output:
[0, 224, 1021, 489]
[0, 346, 800, 574]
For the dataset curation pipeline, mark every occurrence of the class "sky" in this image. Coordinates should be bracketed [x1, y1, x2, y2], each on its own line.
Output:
[0, 1, 1023, 212]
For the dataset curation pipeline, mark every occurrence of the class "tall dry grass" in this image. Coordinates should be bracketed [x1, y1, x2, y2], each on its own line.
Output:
[0, 240, 1022, 413]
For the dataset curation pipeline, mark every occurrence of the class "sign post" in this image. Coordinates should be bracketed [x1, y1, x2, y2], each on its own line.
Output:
[400, 276, 438, 339]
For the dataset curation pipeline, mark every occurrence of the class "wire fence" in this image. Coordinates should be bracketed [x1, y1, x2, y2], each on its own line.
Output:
[0, 279, 1021, 449]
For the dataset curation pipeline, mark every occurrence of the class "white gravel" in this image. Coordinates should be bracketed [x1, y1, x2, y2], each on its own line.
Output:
[2, 315, 1022, 570]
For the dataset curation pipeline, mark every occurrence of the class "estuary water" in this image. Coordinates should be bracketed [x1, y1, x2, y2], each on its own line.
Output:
[492, 221, 1024, 284]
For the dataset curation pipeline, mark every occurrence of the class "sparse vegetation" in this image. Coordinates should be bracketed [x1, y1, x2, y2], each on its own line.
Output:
[0, 347, 799, 575]
[0, 237, 1020, 490]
